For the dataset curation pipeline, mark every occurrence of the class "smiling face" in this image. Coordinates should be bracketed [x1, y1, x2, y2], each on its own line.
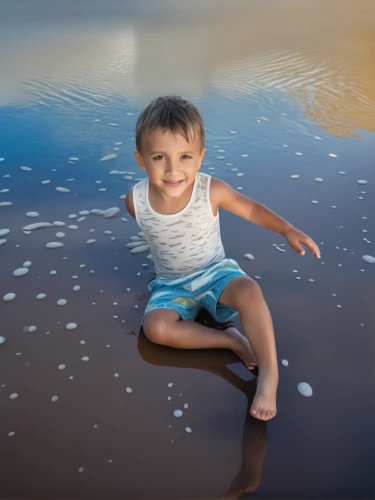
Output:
[134, 128, 206, 200]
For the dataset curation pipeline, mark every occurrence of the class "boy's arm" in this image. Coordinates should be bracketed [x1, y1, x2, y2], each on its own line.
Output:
[211, 177, 321, 258]
[125, 188, 136, 218]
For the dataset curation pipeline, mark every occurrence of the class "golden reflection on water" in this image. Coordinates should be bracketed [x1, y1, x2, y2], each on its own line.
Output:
[0, 0, 374, 137]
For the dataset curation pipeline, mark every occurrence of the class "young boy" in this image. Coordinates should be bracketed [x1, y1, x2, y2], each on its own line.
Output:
[125, 96, 321, 421]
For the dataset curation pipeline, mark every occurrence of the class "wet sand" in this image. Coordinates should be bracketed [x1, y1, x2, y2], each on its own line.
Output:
[1, 1, 374, 499]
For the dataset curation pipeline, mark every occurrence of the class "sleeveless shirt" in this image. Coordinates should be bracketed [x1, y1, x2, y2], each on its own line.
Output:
[133, 172, 226, 279]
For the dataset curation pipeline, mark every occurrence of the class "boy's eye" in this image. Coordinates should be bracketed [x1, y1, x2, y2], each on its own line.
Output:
[153, 155, 192, 160]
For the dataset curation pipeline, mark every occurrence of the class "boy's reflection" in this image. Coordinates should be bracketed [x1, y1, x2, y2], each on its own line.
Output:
[137, 309, 268, 499]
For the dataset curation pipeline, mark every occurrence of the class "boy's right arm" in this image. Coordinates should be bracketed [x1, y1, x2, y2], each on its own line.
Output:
[125, 188, 136, 219]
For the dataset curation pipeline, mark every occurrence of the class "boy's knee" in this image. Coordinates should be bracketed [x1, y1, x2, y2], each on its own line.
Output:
[142, 309, 179, 345]
[227, 277, 262, 309]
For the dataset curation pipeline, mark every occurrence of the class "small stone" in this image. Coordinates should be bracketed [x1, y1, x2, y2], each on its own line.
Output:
[56, 187, 71, 193]
[81, 356, 89, 361]
[9, 393, 19, 399]
[297, 382, 313, 397]
[173, 410, 183, 418]
[184, 427, 192, 433]
[13, 268, 29, 277]
[328, 153, 337, 158]
[362, 255, 375, 264]
[66, 323, 77, 330]
[46, 242, 64, 249]
[3, 293, 16, 302]
[125, 387, 133, 394]
[244, 254, 254, 260]
[281, 359, 289, 367]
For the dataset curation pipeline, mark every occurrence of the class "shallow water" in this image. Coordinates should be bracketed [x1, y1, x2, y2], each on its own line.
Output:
[0, 1, 374, 498]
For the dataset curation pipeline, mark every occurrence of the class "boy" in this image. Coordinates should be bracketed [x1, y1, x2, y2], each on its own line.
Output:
[125, 96, 321, 421]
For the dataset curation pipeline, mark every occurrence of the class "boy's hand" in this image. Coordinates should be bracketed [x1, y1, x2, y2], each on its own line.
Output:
[283, 226, 321, 258]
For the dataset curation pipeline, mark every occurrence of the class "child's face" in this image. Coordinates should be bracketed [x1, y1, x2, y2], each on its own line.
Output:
[134, 129, 206, 198]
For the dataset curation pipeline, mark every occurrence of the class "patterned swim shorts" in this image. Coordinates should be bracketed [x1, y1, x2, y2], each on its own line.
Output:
[142, 258, 247, 323]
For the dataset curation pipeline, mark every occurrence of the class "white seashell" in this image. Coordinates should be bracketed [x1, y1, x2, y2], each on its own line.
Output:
[26, 211, 39, 218]
[100, 154, 117, 162]
[362, 255, 375, 264]
[0, 229, 10, 237]
[244, 254, 254, 260]
[66, 323, 77, 330]
[23, 222, 53, 231]
[130, 245, 150, 254]
[13, 268, 29, 277]
[297, 382, 313, 397]
[46, 242, 64, 249]
[3, 293, 16, 301]
[56, 187, 70, 193]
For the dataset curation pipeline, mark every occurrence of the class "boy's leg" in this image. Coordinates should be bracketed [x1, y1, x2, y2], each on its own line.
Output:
[142, 308, 257, 370]
[218, 276, 279, 421]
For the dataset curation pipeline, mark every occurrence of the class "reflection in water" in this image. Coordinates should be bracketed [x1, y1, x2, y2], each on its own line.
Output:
[1, 0, 375, 137]
[137, 310, 267, 499]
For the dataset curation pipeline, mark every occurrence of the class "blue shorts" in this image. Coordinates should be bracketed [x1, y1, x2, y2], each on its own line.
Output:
[142, 258, 247, 323]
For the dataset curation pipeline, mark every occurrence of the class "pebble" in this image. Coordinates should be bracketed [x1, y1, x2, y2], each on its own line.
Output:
[86, 239, 96, 244]
[281, 359, 289, 367]
[291, 175, 300, 179]
[81, 356, 89, 361]
[357, 180, 368, 185]
[0, 229, 10, 237]
[52, 396, 58, 402]
[185, 427, 192, 433]
[36, 293, 47, 300]
[68, 225, 78, 230]
[79, 210, 90, 216]
[167, 383, 173, 388]
[66, 323, 77, 330]
[103, 207, 120, 218]
[23, 261, 31, 267]
[0, 202, 12, 206]
[100, 154, 117, 162]
[9, 393, 19, 399]
[244, 254, 254, 260]
[46, 242, 64, 249]
[23, 222, 53, 231]
[3, 293, 16, 302]
[49, 270, 57, 275]
[297, 382, 313, 397]
[41, 180, 51, 184]
[73, 286, 81, 291]
[27, 326, 37, 332]
[173, 410, 183, 418]
[295, 152, 303, 156]
[125, 387, 133, 394]
[57, 299, 67, 306]
[56, 232, 65, 238]
[20, 166, 32, 171]
[0, 239, 7, 245]
[53, 221, 65, 227]
[315, 178, 323, 183]
[26, 212, 39, 218]
[13, 268, 29, 277]
[328, 153, 337, 158]
[68, 214, 77, 219]
[56, 187, 71, 193]
[362, 255, 375, 264]
[130, 245, 150, 254]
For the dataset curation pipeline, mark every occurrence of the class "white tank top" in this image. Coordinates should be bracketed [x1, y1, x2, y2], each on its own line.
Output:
[133, 172, 226, 279]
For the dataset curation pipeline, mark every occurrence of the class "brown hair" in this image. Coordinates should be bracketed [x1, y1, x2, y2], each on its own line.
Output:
[135, 95, 205, 153]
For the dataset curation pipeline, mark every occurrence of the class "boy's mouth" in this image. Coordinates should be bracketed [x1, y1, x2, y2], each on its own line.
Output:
[163, 180, 184, 187]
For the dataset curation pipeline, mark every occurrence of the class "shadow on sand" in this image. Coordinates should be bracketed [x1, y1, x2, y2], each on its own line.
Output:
[137, 309, 268, 499]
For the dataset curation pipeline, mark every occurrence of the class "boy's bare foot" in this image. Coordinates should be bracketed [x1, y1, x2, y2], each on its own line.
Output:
[250, 373, 278, 421]
[225, 327, 258, 371]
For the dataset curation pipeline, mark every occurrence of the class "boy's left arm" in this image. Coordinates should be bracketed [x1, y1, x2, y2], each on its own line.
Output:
[211, 178, 321, 258]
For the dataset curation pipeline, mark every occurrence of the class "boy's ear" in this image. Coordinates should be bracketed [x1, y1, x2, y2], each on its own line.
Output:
[134, 150, 146, 171]
[198, 148, 206, 168]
